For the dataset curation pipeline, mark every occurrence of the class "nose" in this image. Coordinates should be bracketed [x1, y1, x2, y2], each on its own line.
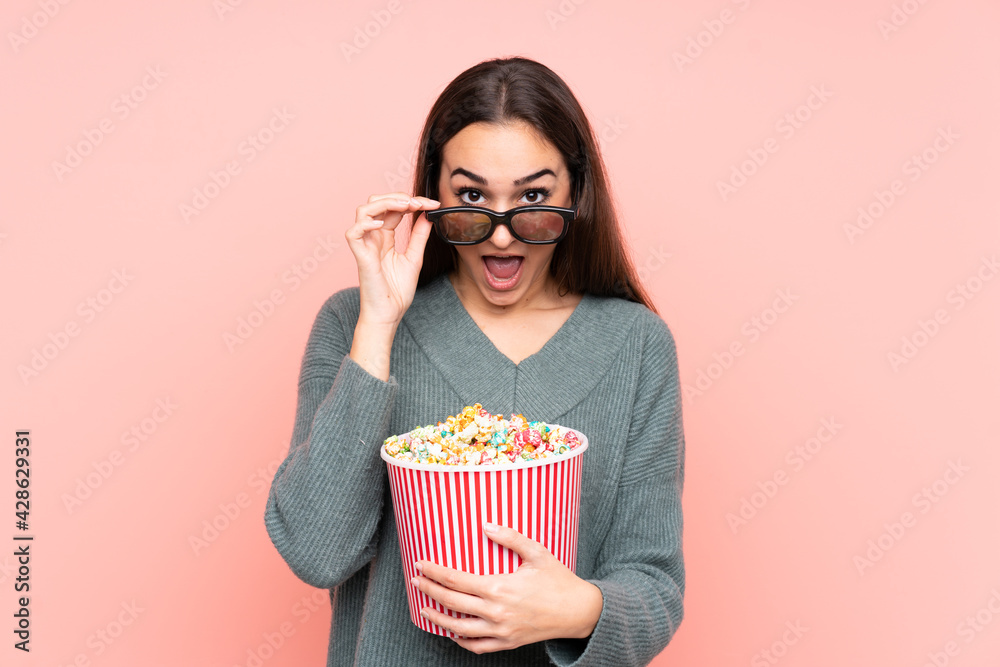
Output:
[488, 221, 515, 248]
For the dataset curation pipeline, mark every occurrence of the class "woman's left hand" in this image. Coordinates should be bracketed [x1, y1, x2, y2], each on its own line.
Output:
[411, 523, 603, 654]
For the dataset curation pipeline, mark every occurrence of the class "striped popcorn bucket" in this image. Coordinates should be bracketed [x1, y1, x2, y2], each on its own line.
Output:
[381, 428, 588, 636]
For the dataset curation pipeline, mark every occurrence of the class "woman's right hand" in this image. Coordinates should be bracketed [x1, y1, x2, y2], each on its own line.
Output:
[346, 193, 440, 327]
[345, 193, 440, 381]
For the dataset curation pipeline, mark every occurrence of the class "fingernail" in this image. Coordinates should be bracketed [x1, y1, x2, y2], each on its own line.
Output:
[410, 576, 419, 588]
[420, 609, 429, 619]
[370, 219, 384, 227]
[414, 562, 423, 573]
[396, 198, 411, 206]
[484, 522, 498, 533]
[409, 197, 421, 206]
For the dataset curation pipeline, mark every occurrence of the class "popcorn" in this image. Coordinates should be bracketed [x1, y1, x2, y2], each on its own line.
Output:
[383, 404, 583, 466]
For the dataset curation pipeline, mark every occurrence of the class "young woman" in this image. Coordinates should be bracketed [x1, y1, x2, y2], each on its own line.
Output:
[265, 56, 685, 666]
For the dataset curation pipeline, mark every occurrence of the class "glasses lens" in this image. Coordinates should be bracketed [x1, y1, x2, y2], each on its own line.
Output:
[438, 211, 492, 243]
[511, 210, 565, 242]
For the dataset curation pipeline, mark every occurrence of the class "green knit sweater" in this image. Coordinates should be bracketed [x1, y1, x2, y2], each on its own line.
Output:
[265, 274, 685, 666]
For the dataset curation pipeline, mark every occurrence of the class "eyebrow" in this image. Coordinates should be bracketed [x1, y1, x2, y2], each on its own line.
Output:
[449, 167, 556, 186]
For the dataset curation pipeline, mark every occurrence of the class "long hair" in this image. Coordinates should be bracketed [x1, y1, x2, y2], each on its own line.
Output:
[413, 56, 656, 312]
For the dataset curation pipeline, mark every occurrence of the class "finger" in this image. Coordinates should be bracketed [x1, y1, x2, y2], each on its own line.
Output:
[412, 574, 487, 618]
[417, 561, 491, 596]
[403, 214, 434, 263]
[418, 605, 493, 640]
[451, 635, 510, 654]
[345, 217, 384, 240]
[367, 192, 415, 204]
[358, 195, 441, 221]
[364, 192, 441, 206]
[483, 523, 551, 563]
[355, 196, 440, 233]
[355, 198, 412, 230]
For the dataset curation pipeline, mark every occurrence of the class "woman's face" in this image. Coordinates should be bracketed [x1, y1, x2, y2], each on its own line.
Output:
[436, 121, 573, 309]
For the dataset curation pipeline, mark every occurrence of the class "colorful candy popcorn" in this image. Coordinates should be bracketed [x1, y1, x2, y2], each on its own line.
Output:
[383, 404, 583, 466]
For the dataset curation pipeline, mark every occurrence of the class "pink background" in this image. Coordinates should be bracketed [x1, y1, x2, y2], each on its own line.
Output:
[2, 1, 998, 665]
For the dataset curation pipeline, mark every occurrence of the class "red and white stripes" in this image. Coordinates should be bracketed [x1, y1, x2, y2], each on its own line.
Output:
[383, 435, 587, 637]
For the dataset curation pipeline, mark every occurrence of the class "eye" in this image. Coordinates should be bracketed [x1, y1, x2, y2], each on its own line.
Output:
[521, 188, 551, 205]
[457, 187, 484, 205]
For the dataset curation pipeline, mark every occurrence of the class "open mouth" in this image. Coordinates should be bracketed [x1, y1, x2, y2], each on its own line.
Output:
[482, 255, 524, 289]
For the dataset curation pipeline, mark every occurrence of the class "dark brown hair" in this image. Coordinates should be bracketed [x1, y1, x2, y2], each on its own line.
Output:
[414, 56, 656, 312]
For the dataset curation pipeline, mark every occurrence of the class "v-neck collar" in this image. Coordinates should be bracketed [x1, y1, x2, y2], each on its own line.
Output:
[401, 274, 642, 420]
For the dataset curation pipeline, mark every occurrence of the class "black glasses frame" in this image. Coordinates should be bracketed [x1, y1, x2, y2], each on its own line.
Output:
[424, 205, 577, 245]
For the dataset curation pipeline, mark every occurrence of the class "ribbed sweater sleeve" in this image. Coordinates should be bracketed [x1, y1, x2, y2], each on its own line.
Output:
[546, 314, 685, 667]
[264, 289, 398, 589]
